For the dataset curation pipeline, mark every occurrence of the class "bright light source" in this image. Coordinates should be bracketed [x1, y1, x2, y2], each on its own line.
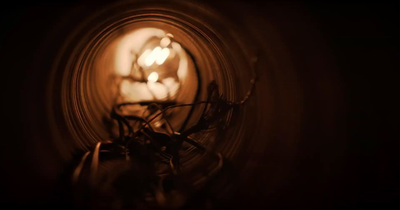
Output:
[143, 46, 171, 66]
[113, 29, 189, 102]
[145, 47, 162, 66]
[156, 48, 170, 65]
[138, 49, 152, 67]
[147, 72, 159, 82]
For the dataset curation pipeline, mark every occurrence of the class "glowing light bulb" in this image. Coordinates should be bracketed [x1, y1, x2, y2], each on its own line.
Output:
[147, 72, 159, 82]
[114, 30, 189, 103]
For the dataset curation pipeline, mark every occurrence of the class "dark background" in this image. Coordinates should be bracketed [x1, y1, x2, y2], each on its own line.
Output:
[0, 0, 398, 209]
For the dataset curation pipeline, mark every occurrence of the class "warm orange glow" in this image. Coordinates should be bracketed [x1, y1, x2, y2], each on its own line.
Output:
[145, 47, 162, 66]
[162, 77, 179, 96]
[147, 72, 159, 82]
[172, 42, 188, 79]
[137, 49, 152, 67]
[147, 82, 169, 99]
[156, 48, 170, 65]
[112, 28, 192, 102]
[160, 37, 171, 47]
[114, 28, 165, 76]
[120, 80, 132, 96]
[143, 47, 170, 66]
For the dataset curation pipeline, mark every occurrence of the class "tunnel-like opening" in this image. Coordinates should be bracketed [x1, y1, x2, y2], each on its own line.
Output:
[46, 1, 260, 208]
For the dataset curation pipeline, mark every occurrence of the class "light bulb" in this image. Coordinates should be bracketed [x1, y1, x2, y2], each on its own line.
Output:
[114, 30, 189, 102]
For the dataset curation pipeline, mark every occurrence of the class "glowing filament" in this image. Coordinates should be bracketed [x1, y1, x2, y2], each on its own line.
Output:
[147, 72, 159, 82]
[156, 48, 170, 65]
[145, 47, 162, 66]
[143, 47, 170, 66]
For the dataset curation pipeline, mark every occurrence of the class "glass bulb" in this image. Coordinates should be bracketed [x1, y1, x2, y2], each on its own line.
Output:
[114, 29, 190, 102]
